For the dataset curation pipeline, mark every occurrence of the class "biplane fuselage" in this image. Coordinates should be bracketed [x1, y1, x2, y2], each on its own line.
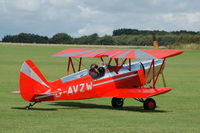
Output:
[52, 60, 164, 100]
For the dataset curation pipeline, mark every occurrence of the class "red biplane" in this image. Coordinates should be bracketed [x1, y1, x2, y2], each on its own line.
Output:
[19, 48, 183, 110]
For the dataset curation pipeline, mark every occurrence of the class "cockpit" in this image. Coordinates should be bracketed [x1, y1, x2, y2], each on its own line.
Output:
[89, 63, 106, 79]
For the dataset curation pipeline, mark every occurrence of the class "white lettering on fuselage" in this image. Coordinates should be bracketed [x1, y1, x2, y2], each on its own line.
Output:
[86, 82, 92, 91]
[73, 85, 78, 94]
[68, 86, 73, 95]
[56, 88, 62, 97]
[80, 83, 85, 92]
[67, 82, 93, 95]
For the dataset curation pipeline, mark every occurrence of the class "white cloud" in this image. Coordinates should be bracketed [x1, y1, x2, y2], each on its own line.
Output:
[162, 12, 200, 30]
[163, 12, 200, 24]
[11, 0, 41, 12]
[78, 5, 101, 17]
[49, 0, 75, 7]
[151, 0, 164, 6]
[185, 12, 200, 24]
[175, 2, 186, 9]
[78, 24, 112, 36]
[162, 14, 175, 21]
[0, 0, 7, 13]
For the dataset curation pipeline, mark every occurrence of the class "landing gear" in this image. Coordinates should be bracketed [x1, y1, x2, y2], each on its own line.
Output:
[111, 97, 157, 110]
[111, 97, 124, 108]
[25, 102, 37, 110]
[143, 98, 156, 110]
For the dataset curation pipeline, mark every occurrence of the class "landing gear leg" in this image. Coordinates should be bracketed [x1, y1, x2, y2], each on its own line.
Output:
[135, 98, 146, 103]
[25, 102, 38, 110]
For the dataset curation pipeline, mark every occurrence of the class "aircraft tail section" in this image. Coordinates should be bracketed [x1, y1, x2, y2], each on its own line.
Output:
[19, 60, 52, 102]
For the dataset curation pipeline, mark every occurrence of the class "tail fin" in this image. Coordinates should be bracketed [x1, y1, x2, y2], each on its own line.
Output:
[19, 60, 51, 102]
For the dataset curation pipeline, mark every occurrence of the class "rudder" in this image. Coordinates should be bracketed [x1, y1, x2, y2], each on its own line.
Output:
[19, 60, 51, 102]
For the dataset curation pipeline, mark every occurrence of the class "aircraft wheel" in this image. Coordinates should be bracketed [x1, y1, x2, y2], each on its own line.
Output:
[143, 98, 156, 110]
[111, 97, 124, 108]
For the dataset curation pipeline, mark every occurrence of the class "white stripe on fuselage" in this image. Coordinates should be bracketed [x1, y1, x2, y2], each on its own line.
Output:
[93, 73, 137, 87]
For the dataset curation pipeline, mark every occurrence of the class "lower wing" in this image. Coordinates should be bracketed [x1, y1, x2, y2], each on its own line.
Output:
[103, 87, 172, 98]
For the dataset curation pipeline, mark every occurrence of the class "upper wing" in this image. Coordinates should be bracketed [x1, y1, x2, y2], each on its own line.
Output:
[102, 87, 172, 98]
[52, 48, 183, 59]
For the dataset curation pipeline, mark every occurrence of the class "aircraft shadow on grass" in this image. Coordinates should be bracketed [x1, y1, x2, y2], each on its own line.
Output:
[11, 107, 57, 111]
[11, 102, 168, 113]
[49, 101, 168, 113]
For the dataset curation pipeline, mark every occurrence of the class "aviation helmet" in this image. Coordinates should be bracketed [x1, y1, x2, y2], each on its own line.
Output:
[90, 63, 98, 70]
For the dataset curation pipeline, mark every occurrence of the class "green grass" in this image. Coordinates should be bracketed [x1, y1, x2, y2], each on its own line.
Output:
[0, 44, 200, 133]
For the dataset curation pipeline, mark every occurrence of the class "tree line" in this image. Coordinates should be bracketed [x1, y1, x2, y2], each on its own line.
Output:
[2, 29, 200, 46]
[113, 28, 199, 36]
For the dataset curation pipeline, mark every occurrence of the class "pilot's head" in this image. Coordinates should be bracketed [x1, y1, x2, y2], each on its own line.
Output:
[90, 64, 98, 70]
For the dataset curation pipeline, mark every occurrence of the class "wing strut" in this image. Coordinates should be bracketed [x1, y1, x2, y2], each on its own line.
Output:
[66, 57, 77, 75]
[145, 59, 166, 88]
[153, 58, 166, 87]
[161, 72, 167, 87]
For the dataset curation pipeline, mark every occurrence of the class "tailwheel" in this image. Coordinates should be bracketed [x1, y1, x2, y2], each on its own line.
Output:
[25, 102, 38, 110]
[111, 97, 124, 108]
[143, 98, 156, 110]
[25, 106, 31, 110]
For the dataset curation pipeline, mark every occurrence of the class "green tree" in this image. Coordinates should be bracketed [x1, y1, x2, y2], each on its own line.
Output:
[2, 33, 49, 43]
[97, 35, 114, 45]
[73, 33, 99, 45]
[49, 33, 72, 44]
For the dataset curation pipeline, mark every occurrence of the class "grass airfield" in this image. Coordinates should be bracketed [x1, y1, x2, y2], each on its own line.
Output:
[0, 44, 200, 133]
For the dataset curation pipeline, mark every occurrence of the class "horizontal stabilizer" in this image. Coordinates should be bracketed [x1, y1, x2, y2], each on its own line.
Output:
[11, 90, 20, 94]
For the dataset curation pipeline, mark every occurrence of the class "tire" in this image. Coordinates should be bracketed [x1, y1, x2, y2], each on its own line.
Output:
[143, 98, 156, 110]
[111, 97, 124, 108]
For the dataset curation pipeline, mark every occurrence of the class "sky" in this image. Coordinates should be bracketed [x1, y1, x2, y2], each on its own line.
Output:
[0, 0, 200, 39]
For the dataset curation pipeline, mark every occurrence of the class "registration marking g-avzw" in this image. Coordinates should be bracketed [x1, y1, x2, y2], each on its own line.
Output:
[56, 82, 93, 97]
